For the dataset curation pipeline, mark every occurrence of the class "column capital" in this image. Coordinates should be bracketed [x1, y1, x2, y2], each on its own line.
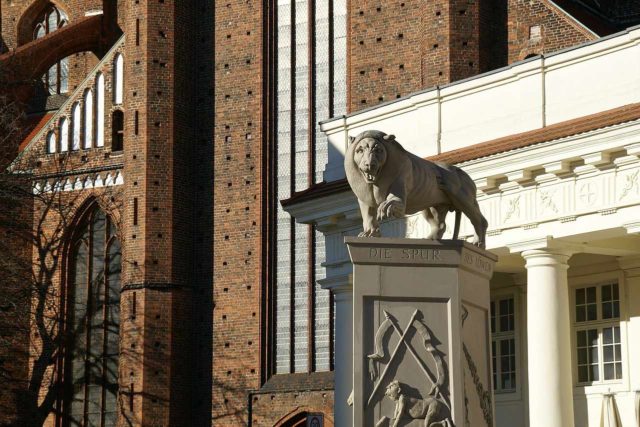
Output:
[618, 255, 640, 278]
[319, 273, 352, 297]
[520, 249, 572, 269]
[508, 236, 580, 257]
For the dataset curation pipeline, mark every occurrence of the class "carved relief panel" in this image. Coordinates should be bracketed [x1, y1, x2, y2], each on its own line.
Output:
[363, 302, 453, 426]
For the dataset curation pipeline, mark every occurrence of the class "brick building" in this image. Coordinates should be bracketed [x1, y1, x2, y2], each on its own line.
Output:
[0, 0, 638, 426]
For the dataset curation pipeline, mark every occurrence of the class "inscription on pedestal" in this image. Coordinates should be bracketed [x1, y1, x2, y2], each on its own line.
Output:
[462, 252, 492, 273]
[368, 247, 442, 261]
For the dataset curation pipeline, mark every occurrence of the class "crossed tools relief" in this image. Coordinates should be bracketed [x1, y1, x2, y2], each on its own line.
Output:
[367, 308, 454, 427]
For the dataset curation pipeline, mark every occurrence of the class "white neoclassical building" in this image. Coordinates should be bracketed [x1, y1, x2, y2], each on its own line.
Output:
[283, 26, 640, 427]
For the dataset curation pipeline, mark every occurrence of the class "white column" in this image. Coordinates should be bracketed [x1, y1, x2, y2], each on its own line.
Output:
[522, 248, 575, 427]
[321, 275, 353, 427]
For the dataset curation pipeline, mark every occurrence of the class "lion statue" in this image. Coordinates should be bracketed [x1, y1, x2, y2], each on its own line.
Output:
[344, 130, 488, 248]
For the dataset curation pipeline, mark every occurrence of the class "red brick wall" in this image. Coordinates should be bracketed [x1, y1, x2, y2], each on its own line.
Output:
[507, 0, 596, 63]
[252, 390, 334, 426]
[349, 0, 427, 112]
[348, 0, 508, 113]
[212, 0, 265, 421]
[448, 0, 481, 81]
[0, 179, 32, 427]
[479, 0, 508, 72]
[121, 0, 194, 424]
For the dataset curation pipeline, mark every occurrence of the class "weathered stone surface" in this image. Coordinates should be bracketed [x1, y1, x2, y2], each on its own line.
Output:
[345, 130, 488, 247]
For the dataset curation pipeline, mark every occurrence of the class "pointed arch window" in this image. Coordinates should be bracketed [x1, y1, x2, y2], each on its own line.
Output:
[60, 117, 69, 152]
[96, 74, 105, 147]
[33, 4, 69, 94]
[84, 90, 94, 149]
[113, 54, 124, 105]
[65, 207, 121, 427]
[71, 103, 81, 150]
[47, 130, 57, 153]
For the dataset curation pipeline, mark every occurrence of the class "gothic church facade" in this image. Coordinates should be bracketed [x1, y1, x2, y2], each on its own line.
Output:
[0, 0, 638, 426]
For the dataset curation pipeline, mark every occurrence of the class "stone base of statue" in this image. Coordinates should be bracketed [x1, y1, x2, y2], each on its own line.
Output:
[346, 237, 497, 427]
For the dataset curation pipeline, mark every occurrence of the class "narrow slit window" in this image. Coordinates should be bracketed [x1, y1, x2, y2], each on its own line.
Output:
[133, 198, 138, 226]
[114, 54, 124, 105]
[83, 90, 94, 149]
[96, 74, 105, 147]
[47, 131, 57, 153]
[59, 117, 69, 152]
[111, 110, 124, 152]
[71, 103, 81, 150]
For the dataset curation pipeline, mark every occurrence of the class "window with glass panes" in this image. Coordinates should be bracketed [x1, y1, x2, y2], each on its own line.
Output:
[64, 207, 121, 427]
[274, 0, 346, 374]
[33, 4, 69, 94]
[491, 296, 516, 392]
[574, 283, 622, 384]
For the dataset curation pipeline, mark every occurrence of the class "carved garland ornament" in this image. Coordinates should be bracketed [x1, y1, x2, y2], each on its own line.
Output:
[461, 305, 493, 427]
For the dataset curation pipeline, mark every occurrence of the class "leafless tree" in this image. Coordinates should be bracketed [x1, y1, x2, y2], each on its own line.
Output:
[0, 146, 129, 426]
[0, 68, 133, 425]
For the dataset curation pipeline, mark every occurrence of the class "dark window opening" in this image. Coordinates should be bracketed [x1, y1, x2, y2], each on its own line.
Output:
[111, 110, 124, 151]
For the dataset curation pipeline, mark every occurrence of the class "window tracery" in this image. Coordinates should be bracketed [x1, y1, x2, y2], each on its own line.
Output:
[64, 207, 121, 427]
[33, 4, 69, 95]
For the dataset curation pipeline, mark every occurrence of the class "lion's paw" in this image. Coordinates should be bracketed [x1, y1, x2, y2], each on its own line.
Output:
[470, 235, 486, 249]
[358, 227, 381, 238]
[377, 199, 405, 221]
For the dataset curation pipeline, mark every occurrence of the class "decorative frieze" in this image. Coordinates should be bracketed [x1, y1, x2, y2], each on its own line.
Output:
[475, 154, 640, 235]
[33, 171, 124, 194]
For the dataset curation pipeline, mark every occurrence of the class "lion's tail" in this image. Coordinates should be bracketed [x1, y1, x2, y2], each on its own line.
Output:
[452, 210, 461, 240]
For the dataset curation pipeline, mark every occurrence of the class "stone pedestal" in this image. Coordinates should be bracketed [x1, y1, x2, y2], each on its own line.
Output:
[346, 237, 497, 427]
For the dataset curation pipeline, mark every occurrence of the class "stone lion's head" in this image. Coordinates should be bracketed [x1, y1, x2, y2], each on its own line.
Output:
[348, 130, 398, 184]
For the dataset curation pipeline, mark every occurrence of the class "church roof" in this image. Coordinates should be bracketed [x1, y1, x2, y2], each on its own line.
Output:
[17, 112, 55, 152]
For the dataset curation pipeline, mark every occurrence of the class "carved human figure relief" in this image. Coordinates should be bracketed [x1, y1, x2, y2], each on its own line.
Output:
[367, 309, 454, 427]
[344, 130, 488, 248]
[539, 189, 559, 214]
[503, 195, 521, 222]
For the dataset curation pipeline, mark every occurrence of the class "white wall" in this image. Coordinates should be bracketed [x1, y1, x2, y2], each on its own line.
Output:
[320, 26, 640, 182]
